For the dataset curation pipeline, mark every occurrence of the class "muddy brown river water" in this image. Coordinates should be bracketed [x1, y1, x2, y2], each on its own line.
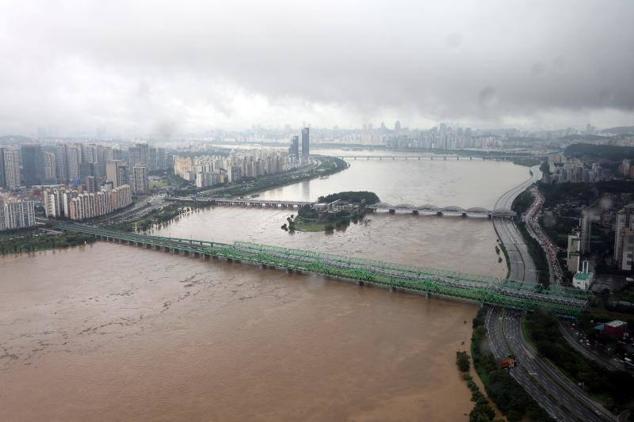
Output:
[0, 157, 527, 421]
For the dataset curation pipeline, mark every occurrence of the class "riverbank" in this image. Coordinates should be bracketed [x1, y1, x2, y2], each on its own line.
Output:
[511, 188, 551, 286]
[0, 227, 96, 256]
[173, 155, 349, 198]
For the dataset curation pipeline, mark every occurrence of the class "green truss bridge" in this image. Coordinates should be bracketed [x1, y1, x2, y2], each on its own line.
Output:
[57, 222, 589, 316]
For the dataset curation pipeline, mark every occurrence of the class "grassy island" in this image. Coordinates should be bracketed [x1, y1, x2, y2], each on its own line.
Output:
[282, 191, 379, 233]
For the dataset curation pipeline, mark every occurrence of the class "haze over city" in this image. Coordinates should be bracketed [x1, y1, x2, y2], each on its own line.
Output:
[1, 0, 633, 137]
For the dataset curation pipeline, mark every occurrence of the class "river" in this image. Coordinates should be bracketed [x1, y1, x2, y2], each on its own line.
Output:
[0, 152, 528, 421]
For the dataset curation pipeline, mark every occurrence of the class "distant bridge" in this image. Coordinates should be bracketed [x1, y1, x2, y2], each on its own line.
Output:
[168, 197, 313, 209]
[336, 155, 521, 161]
[168, 197, 516, 218]
[368, 203, 516, 218]
[57, 222, 587, 316]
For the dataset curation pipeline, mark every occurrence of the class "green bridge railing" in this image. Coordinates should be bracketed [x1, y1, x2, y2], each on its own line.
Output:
[56, 222, 589, 316]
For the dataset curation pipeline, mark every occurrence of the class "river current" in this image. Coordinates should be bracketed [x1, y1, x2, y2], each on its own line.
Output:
[0, 153, 528, 421]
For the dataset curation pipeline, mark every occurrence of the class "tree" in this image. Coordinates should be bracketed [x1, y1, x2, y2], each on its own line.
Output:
[457, 351, 471, 372]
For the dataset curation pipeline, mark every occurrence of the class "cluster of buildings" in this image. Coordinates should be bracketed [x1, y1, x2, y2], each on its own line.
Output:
[42, 185, 132, 221]
[542, 155, 608, 184]
[174, 149, 300, 189]
[288, 127, 310, 163]
[0, 142, 168, 194]
[565, 203, 634, 289]
[385, 124, 503, 150]
[0, 194, 36, 232]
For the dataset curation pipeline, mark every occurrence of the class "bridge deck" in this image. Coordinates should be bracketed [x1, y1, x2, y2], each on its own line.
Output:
[57, 222, 588, 316]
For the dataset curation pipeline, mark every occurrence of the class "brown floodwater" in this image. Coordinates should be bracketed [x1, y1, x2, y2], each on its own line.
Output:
[0, 214, 502, 421]
[0, 155, 523, 421]
[259, 149, 529, 208]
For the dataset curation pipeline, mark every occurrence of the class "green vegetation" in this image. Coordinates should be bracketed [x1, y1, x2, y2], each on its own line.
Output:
[283, 191, 379, 233]
[284, 204, 367, 233]
[456, 350, 471, 372]
[511, 190, 534, 216]
[0, 229, 95, 255]
[496, 238, 511, 279]
[317, 191, 380, 205]
[525, 310, 634, 413]
[471, 309, 553, 422]
[565, 143, 634, 161]
[456, 351, 496, 422]
[108, 204, 197, 232]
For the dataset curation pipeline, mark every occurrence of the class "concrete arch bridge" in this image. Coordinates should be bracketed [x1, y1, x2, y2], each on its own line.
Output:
[368, 203, 516, 218]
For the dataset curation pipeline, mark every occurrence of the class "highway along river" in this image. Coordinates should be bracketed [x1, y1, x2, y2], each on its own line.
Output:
[0, 155, 528, 421]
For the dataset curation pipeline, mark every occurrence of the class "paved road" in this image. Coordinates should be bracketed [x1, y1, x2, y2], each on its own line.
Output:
[487, 167, 616, 422]
[493, 167, 540, 283]
[559, 321, 628, 373]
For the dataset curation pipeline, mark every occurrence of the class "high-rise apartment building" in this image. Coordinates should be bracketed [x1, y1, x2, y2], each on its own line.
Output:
[65, 144, 81, 184]
[131, 165, 149, 194]
[85, 176, 97, 193]
[106, 160, 129, 188]
[128, 143, 149, 169]
[289, 136, 299, 161]
[44, 185, 132, 220]
[2, 147, 21, 190]
[301, 127, 310, 161]
[580, 210, 594, 254]
[566, 231, 581, 273]
[0, 148, 5, 188]
[614, 204, 634, 271]
[42, 151, 57, 183]
[21, 144, 43, 186]
[0, 197, 36, 231]
[54, 145, 68, 183]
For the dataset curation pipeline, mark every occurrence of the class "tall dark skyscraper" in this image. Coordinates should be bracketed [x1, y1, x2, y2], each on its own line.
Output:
[301, 127, 310, 161]
[21, 144, 43, 186]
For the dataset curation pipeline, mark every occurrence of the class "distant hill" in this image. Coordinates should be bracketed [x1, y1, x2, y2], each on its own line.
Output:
[559, 134, 606, 142]
[0, 135, 33, 145]
[599, 126, 634, 136]
[564, 143, 634, 160]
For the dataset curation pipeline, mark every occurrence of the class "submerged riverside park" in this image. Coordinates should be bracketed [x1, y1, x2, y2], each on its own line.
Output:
[1, 156, 555, 421]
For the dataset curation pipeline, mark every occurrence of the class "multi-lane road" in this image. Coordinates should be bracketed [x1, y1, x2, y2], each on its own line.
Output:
[487, 168, 616, 422]
[493, 167, 540, 283]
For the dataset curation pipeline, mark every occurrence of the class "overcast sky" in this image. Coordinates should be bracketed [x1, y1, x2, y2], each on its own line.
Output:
[1, 0, 633, 137]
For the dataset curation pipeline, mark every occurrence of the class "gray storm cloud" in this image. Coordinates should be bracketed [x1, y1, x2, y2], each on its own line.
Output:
[0, 0, 633, 136]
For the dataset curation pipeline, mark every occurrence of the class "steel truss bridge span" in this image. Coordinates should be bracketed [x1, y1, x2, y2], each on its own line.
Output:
[58, 222, 587, 316]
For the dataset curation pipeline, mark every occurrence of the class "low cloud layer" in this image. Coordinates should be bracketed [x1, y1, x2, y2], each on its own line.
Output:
[1, 0, 633, 136]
